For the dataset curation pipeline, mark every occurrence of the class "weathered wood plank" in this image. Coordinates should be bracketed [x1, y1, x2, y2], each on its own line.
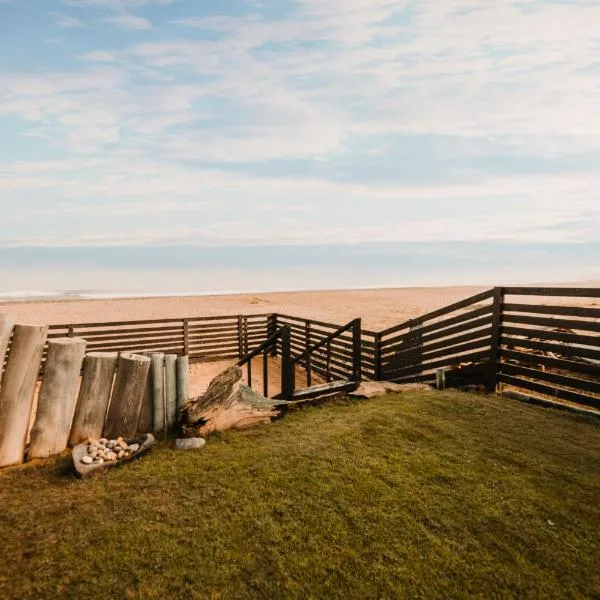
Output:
[104, 353, 151, 439]
[0, 325, 48, 467]
[29, 338, 87, 458]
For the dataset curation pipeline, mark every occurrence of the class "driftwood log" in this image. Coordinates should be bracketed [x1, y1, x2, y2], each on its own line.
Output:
[29, 337, 87, 459]
[69, 352, 118, 446]
[179, 366, 283, 437]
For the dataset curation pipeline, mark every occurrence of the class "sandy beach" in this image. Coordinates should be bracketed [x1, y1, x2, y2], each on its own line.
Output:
[2, 283, 599, 332]
[0, 286, 491, 330]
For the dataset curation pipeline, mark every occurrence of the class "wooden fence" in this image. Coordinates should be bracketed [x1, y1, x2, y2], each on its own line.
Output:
[497, 287, 600, 410]
[378, 289, 496, 387]
[47, 314, 271, 363]
[37, 288, 600, 410]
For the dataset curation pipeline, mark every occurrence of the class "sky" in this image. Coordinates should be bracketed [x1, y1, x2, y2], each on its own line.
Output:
[1, 0, 599, 294]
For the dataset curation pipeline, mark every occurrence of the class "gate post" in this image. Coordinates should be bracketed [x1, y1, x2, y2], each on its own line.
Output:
[352, 318, 362, 383]
[374, 332, 382, 381]
[267, 314, 278, 357]
[487, 287, 504, 393]
[280, 326, 295, 400]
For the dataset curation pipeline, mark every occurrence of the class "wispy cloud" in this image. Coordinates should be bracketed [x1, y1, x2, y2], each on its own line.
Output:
[104, 12, 152, 29]
[55, 13, 85, 27]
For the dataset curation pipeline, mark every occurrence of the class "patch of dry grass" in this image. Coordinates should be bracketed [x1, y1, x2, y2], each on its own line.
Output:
[1, 390, 599, 599]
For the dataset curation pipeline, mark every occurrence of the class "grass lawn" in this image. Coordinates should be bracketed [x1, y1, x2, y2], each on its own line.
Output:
[1, 390, 600, 600]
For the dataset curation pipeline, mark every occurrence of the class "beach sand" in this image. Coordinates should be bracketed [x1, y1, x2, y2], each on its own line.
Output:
[0, 286, 489, 330]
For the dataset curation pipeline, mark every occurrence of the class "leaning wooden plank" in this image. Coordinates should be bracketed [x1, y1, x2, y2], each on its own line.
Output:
[104, 353, 151, 439]
[29, 337, 87, 458]
[0, 325, 48, 467]
[68, 352, 118, 446]
[0, 313, 16, 387]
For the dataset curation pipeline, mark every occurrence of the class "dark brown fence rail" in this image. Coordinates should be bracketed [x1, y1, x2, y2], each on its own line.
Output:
[498, 287, 600, 410]
[378, 289, 496, 386]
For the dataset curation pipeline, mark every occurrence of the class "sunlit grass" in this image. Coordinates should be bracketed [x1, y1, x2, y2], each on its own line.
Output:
[1, 390, 599, 599]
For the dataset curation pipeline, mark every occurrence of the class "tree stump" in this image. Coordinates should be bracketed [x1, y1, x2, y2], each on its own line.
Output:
[104, 353, 151, 439]
[179, 366, 283, 437]
[69, 352, 118, 446]
[29, 337, 87, 458]
[0, 325, 48, 467]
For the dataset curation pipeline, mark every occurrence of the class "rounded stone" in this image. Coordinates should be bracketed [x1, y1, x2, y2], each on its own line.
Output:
[128, 443, 140, 453]
[81, 456, 93, 465]
[175, 438, 206, 451]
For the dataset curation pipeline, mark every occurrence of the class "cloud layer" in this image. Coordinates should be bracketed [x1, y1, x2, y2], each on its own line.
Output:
[1, 0, 600, 252]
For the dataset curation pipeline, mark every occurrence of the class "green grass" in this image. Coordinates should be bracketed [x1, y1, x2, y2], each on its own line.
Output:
[1, 391, 600, 600]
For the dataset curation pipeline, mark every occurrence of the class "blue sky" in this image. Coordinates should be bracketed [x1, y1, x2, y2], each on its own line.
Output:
[0, 0, 599, 291]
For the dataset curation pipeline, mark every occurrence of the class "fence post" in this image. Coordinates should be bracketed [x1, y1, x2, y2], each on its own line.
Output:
[409, 322, 423, 376]
[267, 314, 278, 356]
[237, 316, 244, 359]
[352, 318, 362, 383]
[374, 332, 382, 381]
[183, 319, 189, 356]
[305, 321, 312, 387]
[280, 326, 295, 400]
[487, 286, 504, 393]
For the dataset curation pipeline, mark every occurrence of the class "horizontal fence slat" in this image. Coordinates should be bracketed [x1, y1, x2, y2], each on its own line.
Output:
[500, 362, 600, 394]
[501, 336, 600, 362]
[500, 349, 600, 378]
[382, 326, 493, 360]
[189, 352, 240, 361]
[503, 303, 600, 319]
[379, 289, 495, 337]
[382, 337, 492, 370]
[382, 312, 493, 350]
[382, 350, 491, 380]
[501, 325, 600, 348]
[499, 374, 600, 409]
[502, 314, 600, 334]
[504, 287, 600, 298]
[71, 329, 184, 343]
[85, 335, 184, 348]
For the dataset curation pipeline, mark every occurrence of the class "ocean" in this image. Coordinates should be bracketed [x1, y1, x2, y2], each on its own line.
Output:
[0, 241, 598, 300]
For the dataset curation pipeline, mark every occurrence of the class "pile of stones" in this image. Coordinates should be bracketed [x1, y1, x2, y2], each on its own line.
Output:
[80, 437, 140, 465]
